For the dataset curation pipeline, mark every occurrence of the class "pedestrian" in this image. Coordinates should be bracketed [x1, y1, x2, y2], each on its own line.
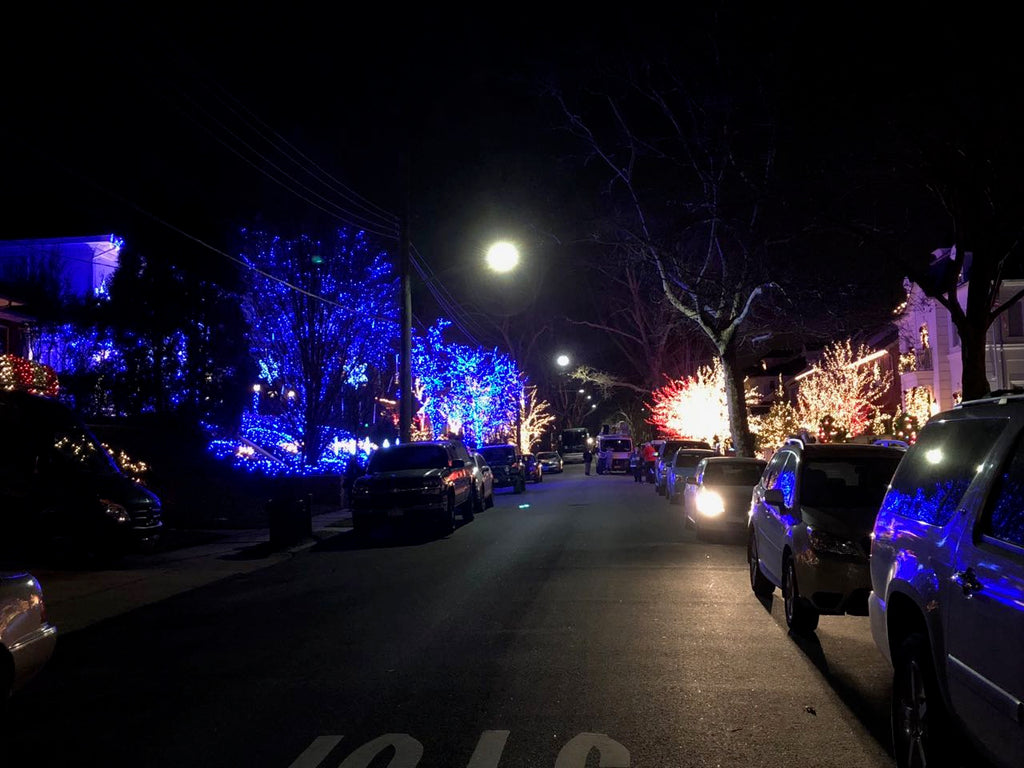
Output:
[583, 446, 593, 475]
[630, 448, 643, 482]
[642, 441, 657, 483]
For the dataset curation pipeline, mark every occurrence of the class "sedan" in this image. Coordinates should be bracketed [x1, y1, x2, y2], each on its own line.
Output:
[536, 451, 563, 474]
[1, 570, 57, 712]
[683, 456, 766, 541]
[470, 453, 495, 511]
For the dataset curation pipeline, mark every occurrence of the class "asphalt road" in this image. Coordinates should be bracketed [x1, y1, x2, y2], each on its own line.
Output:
[4, 464, 899, 768]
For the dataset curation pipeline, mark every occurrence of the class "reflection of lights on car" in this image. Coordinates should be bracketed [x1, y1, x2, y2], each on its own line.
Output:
[252, 383, 261, 392]
[696, 488, 725, 517]
[925, 448, 943, 464]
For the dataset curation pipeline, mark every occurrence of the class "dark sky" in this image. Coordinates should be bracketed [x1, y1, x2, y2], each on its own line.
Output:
[4, 4, 1017, 376]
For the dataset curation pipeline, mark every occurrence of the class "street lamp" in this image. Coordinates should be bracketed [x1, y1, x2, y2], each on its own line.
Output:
[486, 241, 520, 273]
[556, 353, 570, 368]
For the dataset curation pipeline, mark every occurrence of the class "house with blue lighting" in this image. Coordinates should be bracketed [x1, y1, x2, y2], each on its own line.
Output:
[0, 233, 123, 358]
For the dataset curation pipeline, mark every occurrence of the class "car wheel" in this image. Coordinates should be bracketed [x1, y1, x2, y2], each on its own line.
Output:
[463, 495, 476, 522]
[470, 487, 483, 516]
[748, 530, 774, 597]
[891, 632, 960, 768]
[782, 557, 819, 633]
[485, 490, 494, 509]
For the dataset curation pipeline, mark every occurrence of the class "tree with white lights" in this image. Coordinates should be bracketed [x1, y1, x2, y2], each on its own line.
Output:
[796, 339, 892, 440]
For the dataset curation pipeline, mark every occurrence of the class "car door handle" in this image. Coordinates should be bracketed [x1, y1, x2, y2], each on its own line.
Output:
[952, 568, 982, 598]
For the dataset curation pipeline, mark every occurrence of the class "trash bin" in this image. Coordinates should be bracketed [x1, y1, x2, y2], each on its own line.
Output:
[268, 492, 313, 548]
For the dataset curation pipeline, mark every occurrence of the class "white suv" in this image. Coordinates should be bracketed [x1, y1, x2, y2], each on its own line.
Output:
[869, 392, 1024, 768]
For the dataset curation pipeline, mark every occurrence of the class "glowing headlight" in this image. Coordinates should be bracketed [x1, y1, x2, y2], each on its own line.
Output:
[101, 500, 131, 524]
[808, 527, 859, 556]
[696, 488, 725, 518]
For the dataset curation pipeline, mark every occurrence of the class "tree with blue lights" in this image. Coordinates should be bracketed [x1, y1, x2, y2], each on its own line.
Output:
[240, 227, 398, 465]
[413, 319, 524, 449]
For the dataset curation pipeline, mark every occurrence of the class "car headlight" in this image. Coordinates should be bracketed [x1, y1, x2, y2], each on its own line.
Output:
[807, 527, 859, 556]
[421, 477, 444, 493]
[696, 488, 725, 517]
[101, 500, 131, 524]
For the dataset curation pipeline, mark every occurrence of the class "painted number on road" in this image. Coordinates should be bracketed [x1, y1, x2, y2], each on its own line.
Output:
[289, 731, 629, 768]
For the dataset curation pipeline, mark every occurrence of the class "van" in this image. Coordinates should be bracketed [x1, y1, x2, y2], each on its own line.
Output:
[0, 390, 162, 562]
[596, 434, 633, 474]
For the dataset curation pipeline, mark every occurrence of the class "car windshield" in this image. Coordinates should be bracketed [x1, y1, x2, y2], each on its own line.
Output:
[368, 445, 449, 472]
[703, 461, 766, 486]
[601, 439, 631, 452]
[479, 446, 515, 464]
[674, 451, 713, 469]
[800, 456, 903, 508]
[538, 453, 557, 460]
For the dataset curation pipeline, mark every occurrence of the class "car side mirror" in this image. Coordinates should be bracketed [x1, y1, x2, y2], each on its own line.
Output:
[763, 488, 785, 508]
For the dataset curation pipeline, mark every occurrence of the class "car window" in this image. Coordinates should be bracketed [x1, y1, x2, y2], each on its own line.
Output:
[368, 445, 449, 471]
[800, 456, 901, 509]
[601, 439, 632, 452]
[761, 451, 786, 489]
[881, 417, 1007, 526]
[480, 447, 515, 463]
[773, 453, 797, 506]
[981, 431, 1024, 549]
[704, 461, 766, 486]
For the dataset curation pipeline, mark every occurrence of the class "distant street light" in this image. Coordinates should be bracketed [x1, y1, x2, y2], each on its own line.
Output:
[556, 353, 570, 368]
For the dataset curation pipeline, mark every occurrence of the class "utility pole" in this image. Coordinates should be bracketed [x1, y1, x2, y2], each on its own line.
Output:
[399, 210, 412, 444]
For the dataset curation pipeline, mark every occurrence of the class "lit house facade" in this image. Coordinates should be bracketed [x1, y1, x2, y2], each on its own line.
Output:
[0, 234, 123, 359]
[896, 274, 1024, 413]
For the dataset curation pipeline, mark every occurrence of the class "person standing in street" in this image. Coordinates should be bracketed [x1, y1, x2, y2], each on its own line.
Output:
[583, 446, 593, 475]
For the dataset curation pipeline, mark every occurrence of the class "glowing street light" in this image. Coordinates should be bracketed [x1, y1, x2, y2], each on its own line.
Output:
[486, 241, 520, 273]
[556, 353, 570, 368]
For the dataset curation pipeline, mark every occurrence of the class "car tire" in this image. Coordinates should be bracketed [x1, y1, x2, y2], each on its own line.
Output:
[463, 496, 476, 523]
[891, 632, 960, 768]
[748, 530, 774, 597]
[471, 487, 483, 517]
[783, 557, 819, 633]
[485, 490, 494, 509]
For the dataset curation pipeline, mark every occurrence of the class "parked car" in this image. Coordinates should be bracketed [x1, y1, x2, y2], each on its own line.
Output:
[655, 439, 712, 496]
[469, 452, 495, 511]
[665, 448, 716, 505]
[536, 451, 563, 474]
[349, 439, 475, 535]
[1, 570, 57, 712]
[478, 443, 527, 493]
[523, 453, 543, 483]
[747, 439, 904, 634]
[870, 393, 1024, 768]
[0, 390, 163, 563]
[683, 456, 767, 541]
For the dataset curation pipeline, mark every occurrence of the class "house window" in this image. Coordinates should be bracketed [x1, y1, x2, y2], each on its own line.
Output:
[1009, 303, 1024, 337]
[919, 324, 930, 349]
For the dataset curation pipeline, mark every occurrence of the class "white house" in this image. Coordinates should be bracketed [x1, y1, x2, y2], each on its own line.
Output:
[895, 252, 1024, 413]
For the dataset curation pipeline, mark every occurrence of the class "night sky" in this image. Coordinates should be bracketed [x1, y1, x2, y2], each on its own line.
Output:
[3, 5, 1020, 373]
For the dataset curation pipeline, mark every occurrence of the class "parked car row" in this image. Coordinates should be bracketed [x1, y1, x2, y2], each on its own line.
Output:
[744, 394, 1024, 768]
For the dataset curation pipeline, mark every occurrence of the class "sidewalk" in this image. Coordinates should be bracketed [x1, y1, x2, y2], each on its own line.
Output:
[33, 508, 354, 635]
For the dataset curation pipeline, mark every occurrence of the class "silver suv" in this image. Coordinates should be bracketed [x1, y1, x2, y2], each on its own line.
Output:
[869, 393, 1024, 768]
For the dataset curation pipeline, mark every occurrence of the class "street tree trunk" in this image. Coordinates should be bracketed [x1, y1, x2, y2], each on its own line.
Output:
[719, 345, 754, 457]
